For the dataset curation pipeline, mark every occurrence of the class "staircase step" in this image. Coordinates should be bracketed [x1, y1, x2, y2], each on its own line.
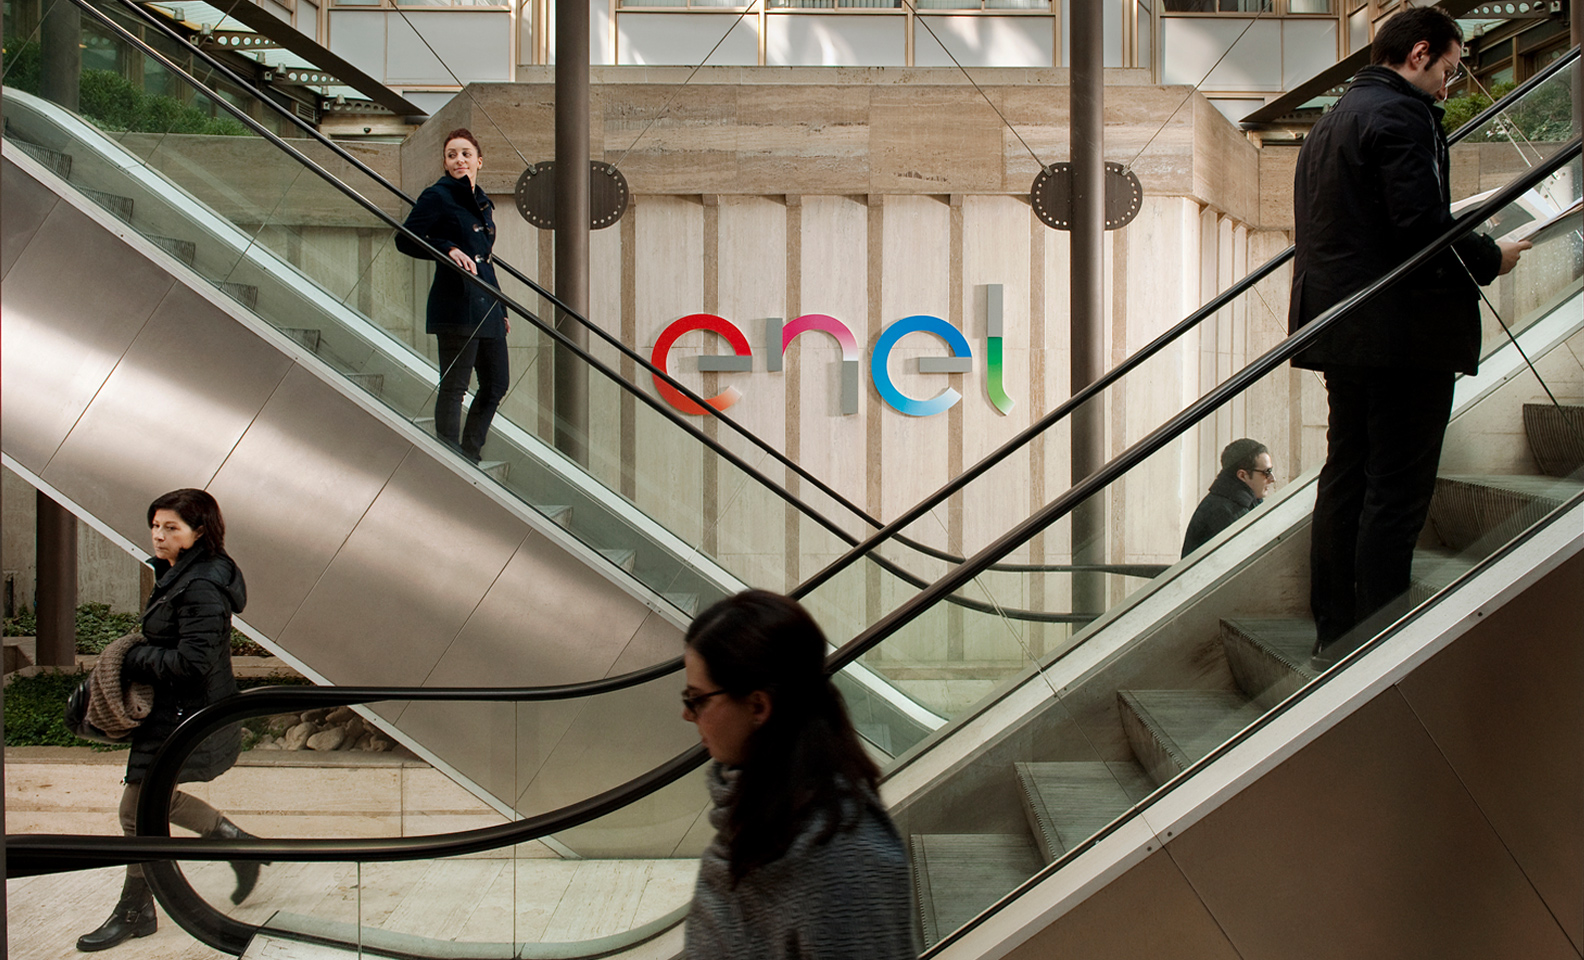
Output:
[149, 234, 196, 266]
[1221, 618, 1319, 708]
[218, 281, 259, 311]
[1429, 475, 1583, 554]
[1523, 403, 1584, 478]
[346, 372, 383, 396]
[78, 186, 133, 222]
[598, 548, 636, 573]
[1013, 761, 1154, 862]
[478, 460, 509, 481]
[1117, 690, 1264, 786]
[911, 834, 1043, 948]
[10, 137, 72, 178]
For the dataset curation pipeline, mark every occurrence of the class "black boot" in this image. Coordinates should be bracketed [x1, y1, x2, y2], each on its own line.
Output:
[77, 873, 156, 952]
[209, 817, 266, 905]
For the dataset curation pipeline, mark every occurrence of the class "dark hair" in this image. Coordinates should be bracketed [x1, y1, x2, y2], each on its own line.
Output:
[1371, 6, 1462, 67]
[685, 590, 881, 880]
[147, 488, 227, 558]
[1220, 438, 1269, 474]
[442, 127, 482, 159]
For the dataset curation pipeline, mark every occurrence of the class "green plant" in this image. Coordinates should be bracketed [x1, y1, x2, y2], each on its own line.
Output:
[4, 602, 267, 657]
[2, 37, 43, 94]
[1445, 78, 1574, 142]
[3, 671, 312, 749]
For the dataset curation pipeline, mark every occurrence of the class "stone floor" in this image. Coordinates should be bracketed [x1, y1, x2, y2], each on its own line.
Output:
[5, 748, 697, 959]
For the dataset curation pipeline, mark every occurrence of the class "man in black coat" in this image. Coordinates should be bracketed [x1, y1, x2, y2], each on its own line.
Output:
[1181, 439, 1275, 558]
[1289, 7, 1530, 662]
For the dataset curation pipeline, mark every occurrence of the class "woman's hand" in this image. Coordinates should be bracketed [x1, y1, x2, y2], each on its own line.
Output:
[448, 246, 478, 275]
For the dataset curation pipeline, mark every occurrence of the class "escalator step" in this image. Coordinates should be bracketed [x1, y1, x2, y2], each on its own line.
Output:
[1429, 474, 1583, 555]
[9, 137, 72, 178]
[535, 504, 573, 528]
[1116, 690, 1264, 787]
[77, 186, 134, 222]
[1408, 548, 1476, 603]
[149, 235, 196, 266]
[661, 592, 699, 617]
[479, 460, 509, 481]
[1013, 760, 1154, 863]
[218, 281, 259, 310]
[347, 372, 383, 397]
[281, 328, 323, 352]
[1220, 618, 1319, 708]
[598, 548, 636, 573]
[1523, 403, 1584, 479]
[910, 833, 1043, 948]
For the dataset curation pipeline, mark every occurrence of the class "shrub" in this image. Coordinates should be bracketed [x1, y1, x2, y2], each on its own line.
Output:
[4, 671, 312, 748]
[2, 38, 43, 94]
[4, 602, 267, 656]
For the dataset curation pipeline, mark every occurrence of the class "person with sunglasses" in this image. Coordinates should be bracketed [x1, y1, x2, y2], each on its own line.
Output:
[680, 590, 915, 960]
[1288, 6, 1531, 666]
[1181, 438, 1276, 558]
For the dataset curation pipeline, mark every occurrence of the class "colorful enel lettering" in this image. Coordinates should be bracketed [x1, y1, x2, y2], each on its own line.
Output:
[766, 315, 862, 415]
[650, 313, 753, 415]
[871, 315, 973, 418]
[985, 283, 1014, 415]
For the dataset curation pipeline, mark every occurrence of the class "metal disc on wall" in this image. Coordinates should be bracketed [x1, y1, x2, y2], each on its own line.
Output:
[514, 161, 630, 230]
[1030, 161, 1143, 231]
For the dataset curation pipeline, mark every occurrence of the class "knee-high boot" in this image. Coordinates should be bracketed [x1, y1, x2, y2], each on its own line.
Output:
[76, 872, 156, 952]
[208, 817, 266, 905]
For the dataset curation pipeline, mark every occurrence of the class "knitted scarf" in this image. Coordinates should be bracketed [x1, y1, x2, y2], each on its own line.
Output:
[684, 762, 917, 960]
[86, 632, 153, 738]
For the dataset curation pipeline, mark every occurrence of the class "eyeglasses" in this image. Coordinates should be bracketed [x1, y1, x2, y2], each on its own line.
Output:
[1253, 467, 1276, 480]
[682, 688, 728, 713]
[1435, 55, 1464, 87]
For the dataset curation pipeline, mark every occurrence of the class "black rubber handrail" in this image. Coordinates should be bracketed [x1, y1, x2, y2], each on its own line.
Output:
[41, 0, 878, 552]
[795, 42, 1583, 595]
[3, 0, 1147, 630]
[11, 134, 1576, 957]
[81, 0, 1578, 580]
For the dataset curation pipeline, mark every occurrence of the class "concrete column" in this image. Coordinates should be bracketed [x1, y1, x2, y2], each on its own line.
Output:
[39, 0, 81, 112]
[1069, 0, 1107, 618]
[553, 0, 591, 466]
[35, 491, 77, 667]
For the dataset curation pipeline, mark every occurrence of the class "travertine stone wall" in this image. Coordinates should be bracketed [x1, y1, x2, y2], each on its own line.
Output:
[11, 69, 1319, 664]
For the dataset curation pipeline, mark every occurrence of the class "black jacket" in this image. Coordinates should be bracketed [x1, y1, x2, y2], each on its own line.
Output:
[121, 550, 246, 784]
[1289, 66, 1503, 375]
[396, 173, 506, 338]
[1181, 470, 1263, 558]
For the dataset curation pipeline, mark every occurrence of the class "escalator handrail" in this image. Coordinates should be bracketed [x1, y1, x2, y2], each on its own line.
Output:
[825, 137, 1581, 675]
[36, 0, 879, 551]
[795, 42, 1583, 595]
[68, 0, 1583, 581]
[11, 139, 1576, 956]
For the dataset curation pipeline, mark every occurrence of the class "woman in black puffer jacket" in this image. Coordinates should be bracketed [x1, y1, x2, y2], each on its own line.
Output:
[77, 488, 259, 953]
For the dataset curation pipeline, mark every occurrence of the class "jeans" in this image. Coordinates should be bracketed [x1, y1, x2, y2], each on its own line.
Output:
[1309, 366, 1456, 647]
[435, 333, 509, 462]
[119, 781, 222, 878]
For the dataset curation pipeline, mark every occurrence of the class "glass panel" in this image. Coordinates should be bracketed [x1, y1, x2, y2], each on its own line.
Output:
[155, 697, 701, 955]
[873, 149, 1583, 951]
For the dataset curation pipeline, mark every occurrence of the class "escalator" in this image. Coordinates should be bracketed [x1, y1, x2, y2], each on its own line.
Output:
[6, 4, 1580, 954]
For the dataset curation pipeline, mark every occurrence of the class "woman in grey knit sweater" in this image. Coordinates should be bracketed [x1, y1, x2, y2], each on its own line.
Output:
[681, 590, 916, 959]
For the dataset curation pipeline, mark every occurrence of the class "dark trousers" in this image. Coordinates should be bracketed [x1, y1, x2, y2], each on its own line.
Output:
[435, 333, 509, 462]
[119, 781, 222, 879]
[1310, 367, 1456, 647]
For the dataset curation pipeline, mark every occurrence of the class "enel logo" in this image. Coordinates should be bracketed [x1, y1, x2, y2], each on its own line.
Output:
[651, 285, 1015, 418]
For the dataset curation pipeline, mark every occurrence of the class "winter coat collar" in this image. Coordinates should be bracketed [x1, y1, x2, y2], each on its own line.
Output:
[1207, 468, 1262, 510]
[1349, 65, 1446, 118]
[148, 549, 247, 613]
[436, 172, 491, 213]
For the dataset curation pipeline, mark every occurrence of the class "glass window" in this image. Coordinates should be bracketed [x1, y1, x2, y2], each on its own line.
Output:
[1162, 1, 1272, 11]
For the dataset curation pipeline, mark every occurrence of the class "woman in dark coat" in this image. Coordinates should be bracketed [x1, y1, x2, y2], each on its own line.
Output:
[396, 127, 509, 464]
[78, 488, 259, 952]
[681, 591, 916, 960]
